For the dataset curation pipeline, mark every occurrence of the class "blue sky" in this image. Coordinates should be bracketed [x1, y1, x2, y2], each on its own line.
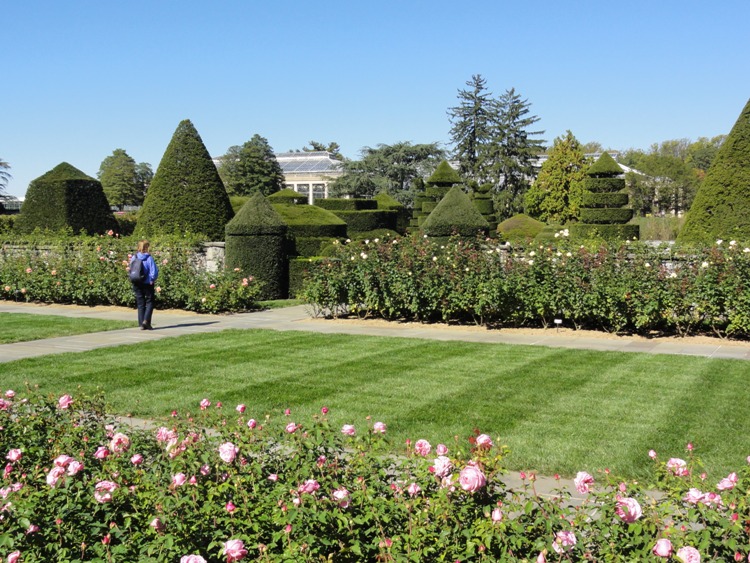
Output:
[3, 0, 749, 198]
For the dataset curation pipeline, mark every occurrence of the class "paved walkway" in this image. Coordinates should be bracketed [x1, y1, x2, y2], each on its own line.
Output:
[2, 300, 750, 363]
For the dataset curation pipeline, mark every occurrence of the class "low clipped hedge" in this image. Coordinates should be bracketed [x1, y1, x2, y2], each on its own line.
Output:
[472, 197, 494, 215]
[579, 208, 634, 224]
[584, 177, 626, 193]
[581, 193, 630, 208]
[569, 223, 640, 241]
[425, 186, 451, 199]
[288, 256, 329, 297]
[291, 236, 340, 258]
[422, 201, 438, 214]
[268, 188, 307, 205]
[333, 210, 397, 233]
[497, 214, 545, 244]
[272, 204, 348, 238]
[315, 198, 377, 211]
[350, 229, 401, 242]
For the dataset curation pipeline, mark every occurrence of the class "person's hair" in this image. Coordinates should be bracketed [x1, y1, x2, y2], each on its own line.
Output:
[137, 240, 150, 253]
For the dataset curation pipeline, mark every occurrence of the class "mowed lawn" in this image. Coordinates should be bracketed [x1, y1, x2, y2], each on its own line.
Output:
[0, 312, 135, 343]
[1, 328, 749, 479]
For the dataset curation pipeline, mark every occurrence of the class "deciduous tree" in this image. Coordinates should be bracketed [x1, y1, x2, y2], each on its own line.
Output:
[218, 135, 285, 197]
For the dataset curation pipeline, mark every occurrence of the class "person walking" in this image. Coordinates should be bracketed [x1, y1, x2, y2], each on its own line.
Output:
[129, 240, 159, 330]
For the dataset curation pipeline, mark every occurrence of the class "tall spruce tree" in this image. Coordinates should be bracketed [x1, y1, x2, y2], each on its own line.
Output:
[524, 131, 588, 225]
[218, 134, 285, 197]
[447, 74, 494, 182]
[136, 119, 233, 240]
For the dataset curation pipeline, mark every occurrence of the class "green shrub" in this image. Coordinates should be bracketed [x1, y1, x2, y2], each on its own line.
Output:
[569, 223, 640, 241]
[582, 192, 629, 208]
[533, 224, 564, 244]
[422, 201, 438, 214]
[136, 119, 234, 241]
[583, 177, 626, 193]
[291, 236, 340, 257]
[225, 193, 288, 299]
[267, 188, 308, 205]
[0, 214, 16, 235]
[229, 195, 250, 214]
[272, 203, 348, 238]
[421, 186, 489, 237]
[586, 151, 622, 176]
[288, 256, 328, 297]
[632, 215, 685, 241]
[375, 192, 409, 234]
[315, 198, 377, 211]
[678, 98, 750, 246]
[350, 229, 401, 241]
[497, 214, 545, 243]
[425, 159, 462, 186]
[15, 163, 117, 235]
[113, 212, 137, 236]
[579, 208, 634, 224]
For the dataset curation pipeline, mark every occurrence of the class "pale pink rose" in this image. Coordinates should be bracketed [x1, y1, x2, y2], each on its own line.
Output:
[285, 422, 298, 433]
[667, 458, 689, 476]
[436, 443, 448, 456]
[130, 454, 144, 465]
[717, 472, 738, 491]
[94, 480, 117, 503]
[475, 434, 493, 449]
[155, 426, 177, 442]
[700, 491, 723, 508]
[150, 517, 165, 532]
[247, 418, 257, 429]
[27, 523, 39, 533]
[653, 538, 673, 557]
[180, 556, 206, 563]
[675, 545, 701, 563]
[433, 456, 453, 478]
[407, 483, 421, 497]
[223, 538, 247, 562]
[109, 432, 130, 454]
[7, 551, 21, 563]
[58, 394, 73, 409]
[199, 398, 211, 410]
[491, 507, 503, 522]
[284, 408, 291, 416]
[219, 442, 239, 464]
[616, 497, 642, 523]
[333, 487, 350, 508]
[341, 424, 355, 436]
[54, 455, 73, 467]
[94, 446, 110, 460]
[414, 439, 431, 457]
[67, 460, 84, 476]
[459, 463, 487, 492]
[649, 449, 657, 459]
[172, 473, 187, 487]
[552, 530, 577, 554]
[6, 449, 22, 462]
[684, 488, 704, 504]
[200, 464, 210, 476]
[373, 421, 387, 434]
[536, 552, 546, 563]
[236, 404, 246, 413]
[46, 466, 66, 487]
[4, 390, 15, 398]
[0, 399, 9, 411]
[574, 471, 594, 494]
[298, 479, 320, 494]
[268, 474, 278, 482]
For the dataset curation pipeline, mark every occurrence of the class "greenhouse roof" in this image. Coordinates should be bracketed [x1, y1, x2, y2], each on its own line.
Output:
[275, 152, 343, 175]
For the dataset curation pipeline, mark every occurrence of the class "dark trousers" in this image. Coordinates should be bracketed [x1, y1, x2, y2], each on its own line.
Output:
[132, 282, 155, 326]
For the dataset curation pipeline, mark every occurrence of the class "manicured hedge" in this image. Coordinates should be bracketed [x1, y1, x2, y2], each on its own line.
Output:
[15, 163, 117, 235]
[422, 201, 438, 214]
[472, 197, 494, 215]
[582, 192, 629, 208]
[272, 204, 348, 238]
[375, 193, 409, 234]
[315, 198, 377, 211]
[291, 236, 338, 257]
[426, 159, 462, 186]
[288, 256, 328, 297]
[497, 214, 545, 244]
[579, 208, 634, 224]
[332, 210, 397, 233]
[421, 186, 489, 237]
[586, 151, 622, 176]
[349, 229, 400, 241]
[569, 223, 640, 241]
[584, 177, 626, 193]
[268, 188, 307, 205]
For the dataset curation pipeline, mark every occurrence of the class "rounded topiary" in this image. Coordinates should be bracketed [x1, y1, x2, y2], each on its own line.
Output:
[678, 98, 750, 245]
[137, 119, 233, 241]
[497, 214, 545, 243]
[268, 189, 307, 205]
[225, 192, 288, 299]
[421, 186, 489, 238]
[16, 162, 117, 235]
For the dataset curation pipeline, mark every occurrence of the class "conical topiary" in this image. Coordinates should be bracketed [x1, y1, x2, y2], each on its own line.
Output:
[411, 161, 463, 230]
[421, 185, 489, 241]
[426, 160, 462, 187]
[586, 151, 622, 176]
[137, 119, 233, 240]
[16, 162, 116, 235]
[678, 98, 750, 245]
[225, 192, 288, 299]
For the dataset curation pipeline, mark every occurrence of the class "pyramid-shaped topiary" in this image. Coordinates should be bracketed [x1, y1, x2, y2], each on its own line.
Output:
[137, 119, 233, 241]
[422, 185, 489, 241]
[17, 162, 116, 234]
[678, 98, 750, 245]
[225, 192, 288, 299]
[412, 160, 463, 229]
[426, 160, 462, 187]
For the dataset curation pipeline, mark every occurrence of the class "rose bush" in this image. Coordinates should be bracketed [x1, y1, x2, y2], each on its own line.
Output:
[2, 388, 750, 561]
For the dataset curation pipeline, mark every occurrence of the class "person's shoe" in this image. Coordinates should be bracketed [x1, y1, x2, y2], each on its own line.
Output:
[141, 322, 153, 330]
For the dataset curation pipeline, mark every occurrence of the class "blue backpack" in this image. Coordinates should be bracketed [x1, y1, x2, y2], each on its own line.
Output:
[129, 256, 148, 283]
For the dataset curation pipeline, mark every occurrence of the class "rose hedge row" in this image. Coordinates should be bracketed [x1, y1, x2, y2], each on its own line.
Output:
[2, 388, 750, 562]
[0, 233, 262, 314]
[300, 235, 750, 338]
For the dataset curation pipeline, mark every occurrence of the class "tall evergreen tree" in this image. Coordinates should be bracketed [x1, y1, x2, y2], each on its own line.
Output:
[137, 119, 233, 240]
[488, 88, 545, 219]
[524, 131, 588, 225]
[218, 134, 285, 197]
[447, 74, 494, 182]
[98, 149, 143, 210]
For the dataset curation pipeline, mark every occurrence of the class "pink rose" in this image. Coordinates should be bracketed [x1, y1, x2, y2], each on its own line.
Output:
[54, 455, 73, 467]
[574, 471, 594, 494]
[536, 552, 546, 563]
[717, 472, 738, 491]
[476, 434, 493, 449]
[6, 449, 22, 462]
[219, 442, 239, 464]
[223, 538, 247, 562]
[433, 456, 453, 478]
[407, 483, 421, 497]
[321, 406, 329, 414]
[268, 473, 278, 482]
[199, 398, 210, 410]
[436, 443, 448, 456]
[667, 458, 689, 476]
[94, 480, 117, 503]
[649, 449, 657, 459]
[298, 479, 320, 495]
[58, 394, 73, 409]
[155, 427, 177, 442]
[675, 546, 701, 563]
[236, 404, 246, 413]
[109, 432, 130, 454]
[332, 487, 350, 508]
[341, 424, 355, 436]
[7, 551, 21, 563]
[653, 538, 673, 557]
[4, 390, 15, 398]
[67, 460, 84, 476]
[373, 421, 387, 434]
[180, 556, 207, 563]
[131, 454, 144, 465]
[552, 530, 577, 554]
[150, 517, 165, 532]
[684, 488, 704, 504]
[491, 507, 503, 522]
[616, 497, 642, 523]
[172, 473, 187, 487]
[46, 466, 66, 487]
[94, 446, 110, 460]
[247, 418, 257, 429]
[701, 491, 723, 508]
[414, 439, 431, 457]
[459, 463, 486, 492]
[285, 422, 298, 433]
[225, 501, 236, 513]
